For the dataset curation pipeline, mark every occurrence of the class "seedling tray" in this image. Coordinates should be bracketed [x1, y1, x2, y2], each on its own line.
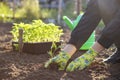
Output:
[12, 42, 61, 54]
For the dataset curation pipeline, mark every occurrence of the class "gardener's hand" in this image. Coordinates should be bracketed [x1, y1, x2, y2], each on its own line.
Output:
[45, 51, 71, 70]
[66, 48, 98, 72]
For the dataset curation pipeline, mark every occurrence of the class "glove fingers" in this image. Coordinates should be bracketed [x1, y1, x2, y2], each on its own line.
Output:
[66, 60, 80, 72]
[66, 63, 75, 72]
[45, 58, 66, 70]
[44, 59, 53, 68]
[66, 57, 89, 72]
[58, 62, 67, 70]
[45, 51, 71, 70]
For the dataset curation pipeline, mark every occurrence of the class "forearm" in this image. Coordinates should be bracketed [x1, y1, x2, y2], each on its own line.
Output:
[62, 44, 77, 56]
[92, 41, 105, 53]
[97, 9, 120, 48]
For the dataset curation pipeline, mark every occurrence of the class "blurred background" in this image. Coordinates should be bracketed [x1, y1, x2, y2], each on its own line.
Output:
[0, 0, 89, 23]
[0, 0, 104, 29]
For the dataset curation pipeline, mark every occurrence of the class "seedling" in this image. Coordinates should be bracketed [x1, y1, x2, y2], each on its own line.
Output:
[48, 42, 62, 58]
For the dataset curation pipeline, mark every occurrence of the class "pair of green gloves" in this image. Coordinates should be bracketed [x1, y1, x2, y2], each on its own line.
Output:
[45, 48, 98, 72]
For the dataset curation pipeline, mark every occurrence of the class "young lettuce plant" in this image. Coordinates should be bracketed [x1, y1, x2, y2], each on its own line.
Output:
[11, 20, 63, 42]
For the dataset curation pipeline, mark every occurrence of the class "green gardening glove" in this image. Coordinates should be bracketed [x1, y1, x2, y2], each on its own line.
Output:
[45, 51, 71, 70]
[66, 48, 98, 72]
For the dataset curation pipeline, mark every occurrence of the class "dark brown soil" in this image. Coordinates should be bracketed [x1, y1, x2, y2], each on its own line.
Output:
[0, 23, 120, 80]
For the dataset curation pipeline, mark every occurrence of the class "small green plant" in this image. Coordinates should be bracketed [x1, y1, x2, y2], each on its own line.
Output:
[11, 20, 63, 43]
[48, 42, 62, 58]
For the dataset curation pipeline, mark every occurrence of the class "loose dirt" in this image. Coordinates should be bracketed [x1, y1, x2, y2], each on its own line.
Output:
[0, 23, 120, 80]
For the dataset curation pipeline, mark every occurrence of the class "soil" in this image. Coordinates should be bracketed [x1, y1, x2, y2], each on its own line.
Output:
[0, 23, 120, 80]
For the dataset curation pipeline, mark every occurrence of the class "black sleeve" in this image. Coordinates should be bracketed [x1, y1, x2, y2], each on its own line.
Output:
[98, 9, 120, 48]
[68, 0, 101, 49]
